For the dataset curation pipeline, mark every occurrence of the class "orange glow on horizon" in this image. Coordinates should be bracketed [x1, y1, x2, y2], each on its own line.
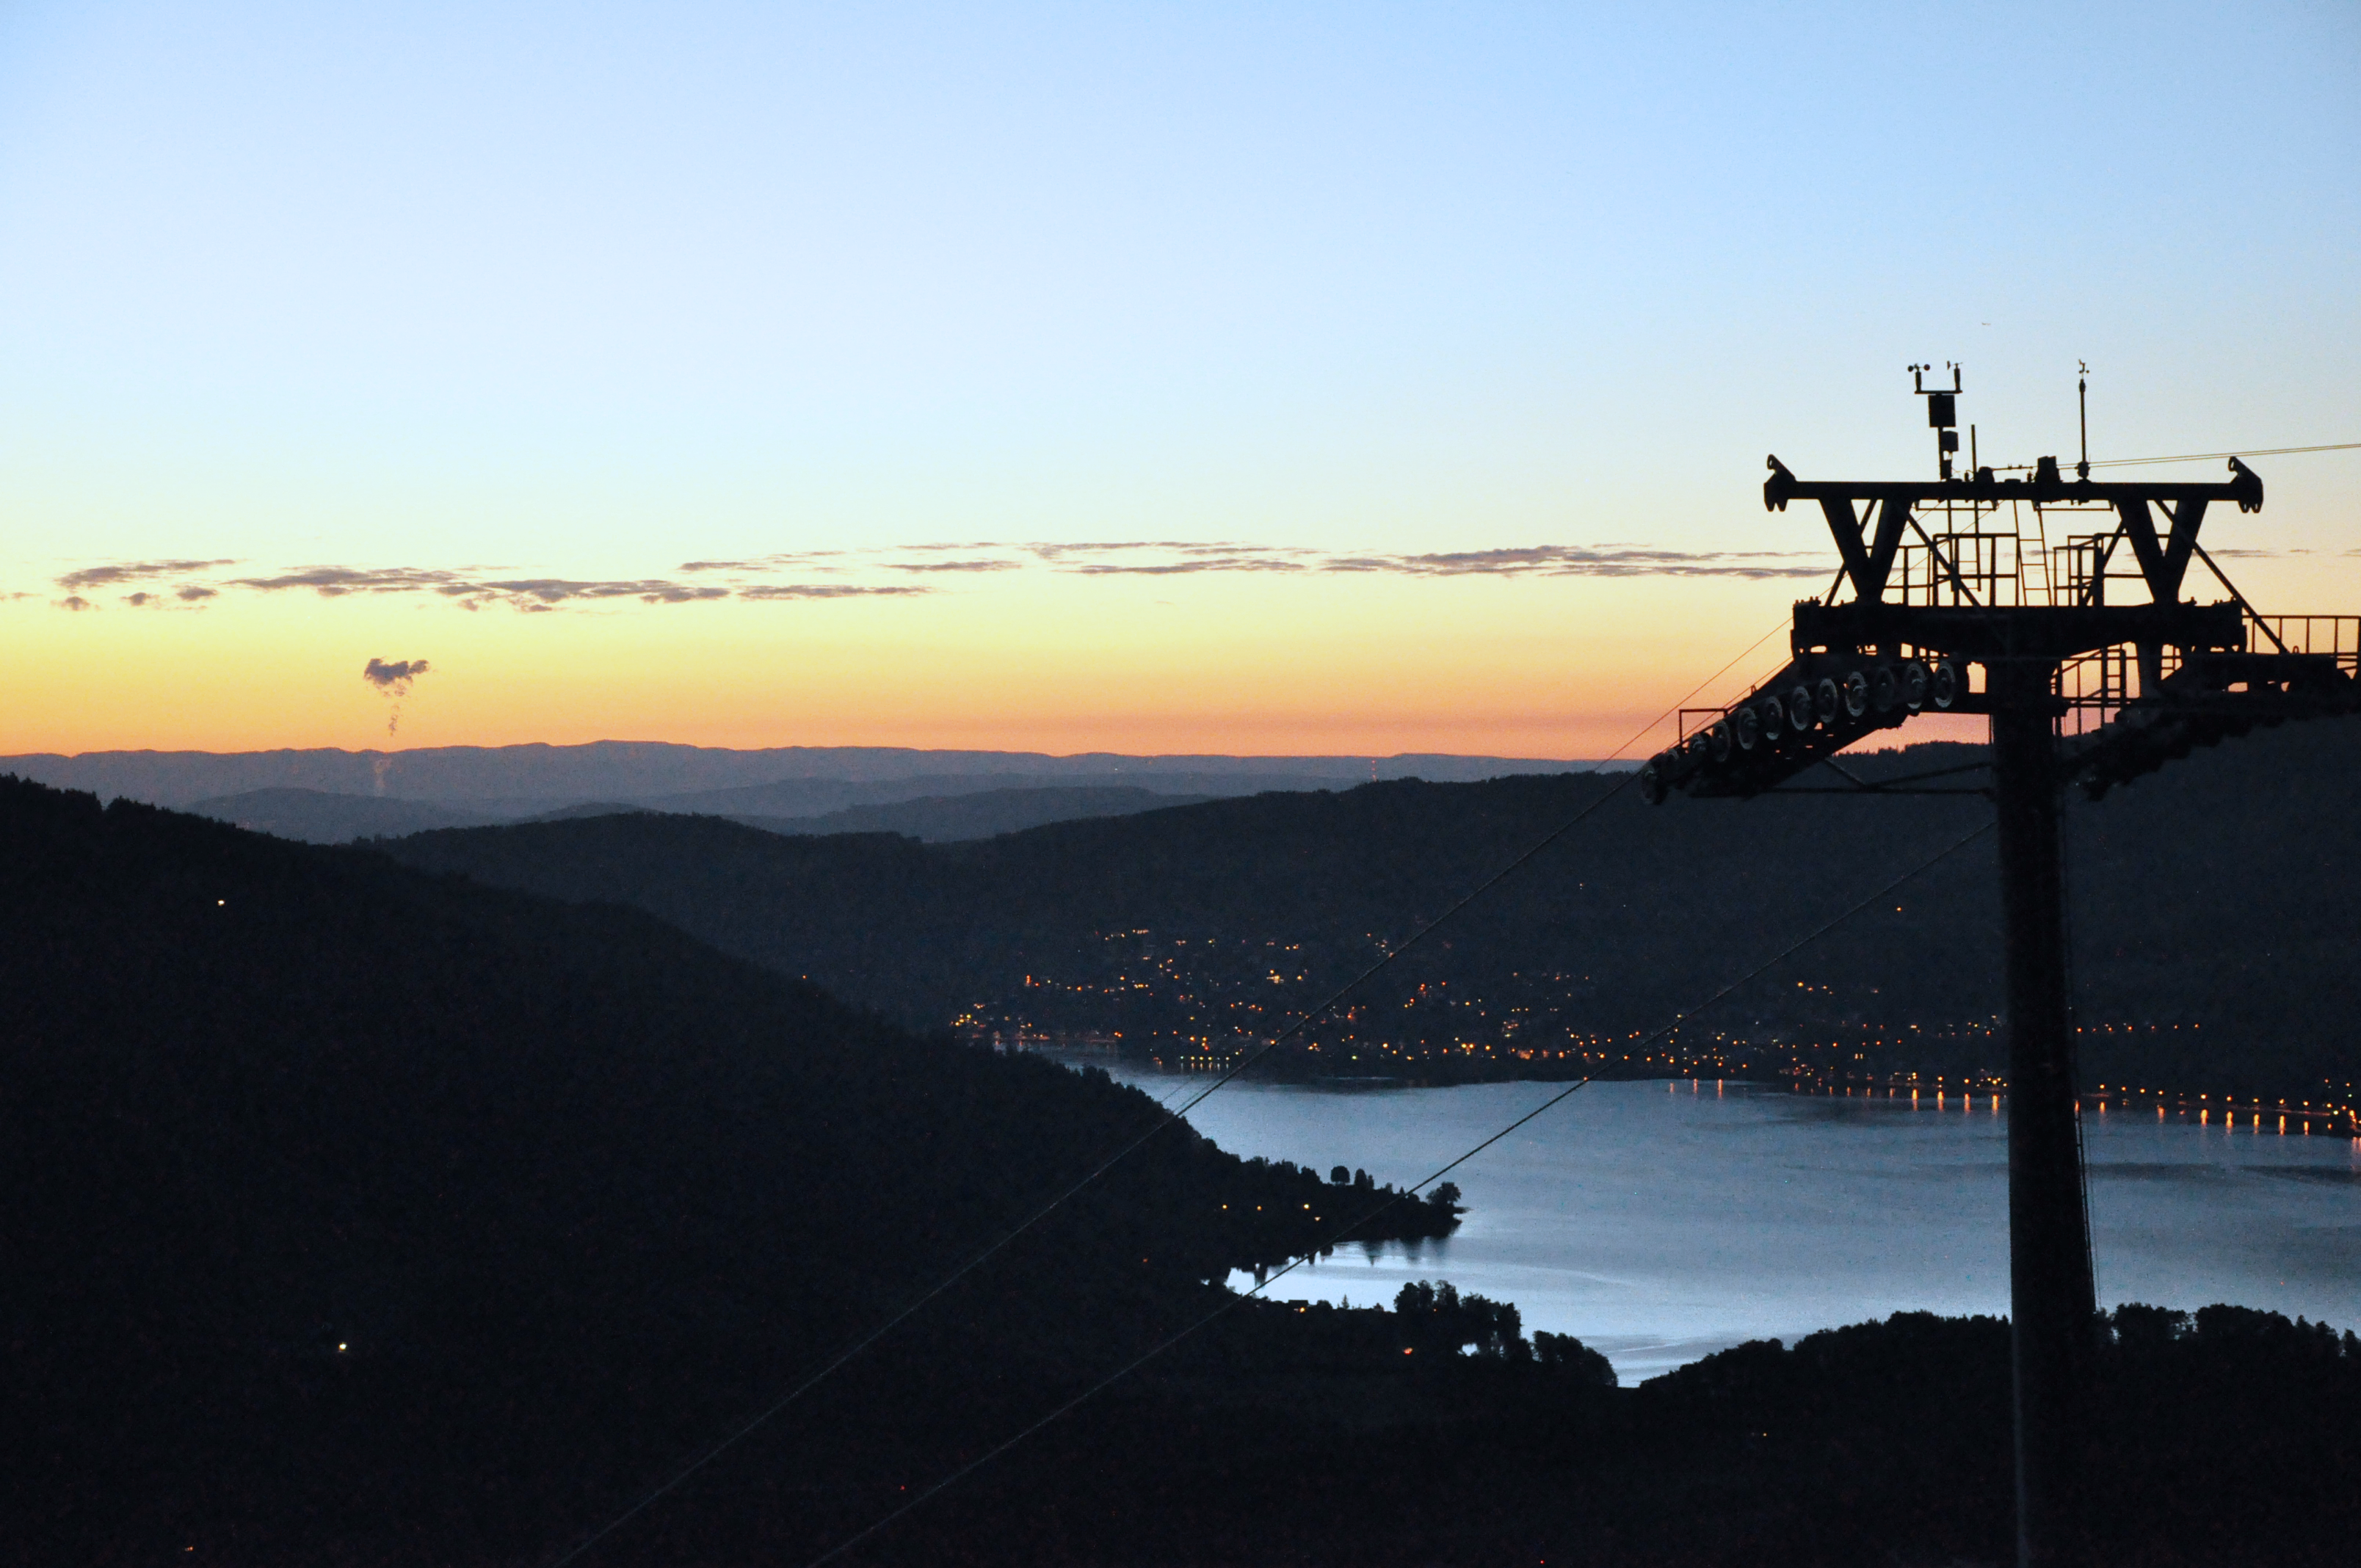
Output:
[0, 570, 1816, 759]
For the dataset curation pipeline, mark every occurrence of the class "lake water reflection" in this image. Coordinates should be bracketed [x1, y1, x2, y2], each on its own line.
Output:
[1059, 1059, 2361, 1384]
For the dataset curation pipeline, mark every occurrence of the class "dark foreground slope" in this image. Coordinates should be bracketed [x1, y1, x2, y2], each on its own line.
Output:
[388, 722, 2361, 1097]
[953, 1305, 2361, 1568]
[7, 775, 2357, 1566]
[0, 777, 1437, 1563]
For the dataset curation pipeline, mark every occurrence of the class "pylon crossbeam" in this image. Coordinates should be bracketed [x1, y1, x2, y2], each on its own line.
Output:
[1650, 413, 2354, 1568]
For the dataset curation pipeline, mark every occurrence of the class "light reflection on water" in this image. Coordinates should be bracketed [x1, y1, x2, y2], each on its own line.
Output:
[1055, 1059, 2361, 1384]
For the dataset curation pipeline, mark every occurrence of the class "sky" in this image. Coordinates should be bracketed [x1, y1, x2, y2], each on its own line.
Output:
[2, 1, 2356, 758]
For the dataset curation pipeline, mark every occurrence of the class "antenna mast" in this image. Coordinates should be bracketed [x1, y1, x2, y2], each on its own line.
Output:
[2078, 363, 2090, 482]
[1910, 362, 1964, 479]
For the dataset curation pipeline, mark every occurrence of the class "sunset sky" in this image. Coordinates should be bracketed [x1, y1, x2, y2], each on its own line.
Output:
[3, 1, 2355, 758]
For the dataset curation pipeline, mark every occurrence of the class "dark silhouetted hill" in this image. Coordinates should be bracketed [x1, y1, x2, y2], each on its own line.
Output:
[385, 721, 2361, 1098]
[8, 774, 2355, 1566]
[0, 740, 1585, 812]
[656, 768, 1300, 819]
[0, 776, 1440, 1562]
[182, 783, 1220, 849]
[186, 785, 503, 841]
[736, 783, 1213, 842]
[758, 1301, 2361, 1567]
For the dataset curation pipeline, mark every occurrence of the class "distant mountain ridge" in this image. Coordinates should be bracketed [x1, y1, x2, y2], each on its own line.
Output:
[186, 788, 504, 841]
[736, 785, 1214, 843]
[654, 769, 1336, 819]
[381, 722, 2361, 1100]
[186, 782, 1216, 845]
[2, 741, 1597, 811]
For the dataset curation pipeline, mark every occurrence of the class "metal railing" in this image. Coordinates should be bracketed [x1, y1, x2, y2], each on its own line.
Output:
[2053, 614, 2360, 736]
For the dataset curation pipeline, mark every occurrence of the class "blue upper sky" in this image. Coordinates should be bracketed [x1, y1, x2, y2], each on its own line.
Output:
[4, 0, 2356, 581]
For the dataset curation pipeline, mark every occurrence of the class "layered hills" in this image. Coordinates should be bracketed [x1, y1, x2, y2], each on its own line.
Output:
[186, 780, 1215, 845]
[384, 721, 2361, 1100]
[9, 772, 2358, 1565]
[7, 740, 1586, 846]
[1, 740, 1581, 819]
[0, 776, 1437, 1561]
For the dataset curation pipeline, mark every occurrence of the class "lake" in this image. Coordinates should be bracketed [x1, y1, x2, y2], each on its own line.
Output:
[1055, 1058, 2361, 1384]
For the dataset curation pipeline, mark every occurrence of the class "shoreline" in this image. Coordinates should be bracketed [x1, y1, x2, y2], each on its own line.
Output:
[1002, 1038, 2361, 1137]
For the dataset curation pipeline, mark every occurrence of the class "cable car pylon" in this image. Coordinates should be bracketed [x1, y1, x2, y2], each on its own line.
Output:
[1639, 369, 2360, 1568]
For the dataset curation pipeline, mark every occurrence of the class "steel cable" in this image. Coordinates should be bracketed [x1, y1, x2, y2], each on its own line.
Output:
[544, 617, 1793, 1567]
[800, 813, 2000, 1567]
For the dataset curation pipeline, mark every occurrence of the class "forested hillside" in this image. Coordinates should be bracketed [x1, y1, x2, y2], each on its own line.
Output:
[9, 772, 2357, 1565]
[386, 721, 2361, 1098]
[0, 777, 1433, 1561]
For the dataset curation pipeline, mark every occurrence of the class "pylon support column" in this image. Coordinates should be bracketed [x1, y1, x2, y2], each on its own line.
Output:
[1988, 660, 2097, 1568]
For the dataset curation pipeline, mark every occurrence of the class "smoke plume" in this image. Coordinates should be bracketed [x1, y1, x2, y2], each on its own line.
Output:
[363, 657, 431, 738]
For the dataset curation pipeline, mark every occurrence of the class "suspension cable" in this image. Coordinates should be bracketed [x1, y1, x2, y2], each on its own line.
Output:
[545, 617, 1793, 1567]
[799, 813, 1999, 1567]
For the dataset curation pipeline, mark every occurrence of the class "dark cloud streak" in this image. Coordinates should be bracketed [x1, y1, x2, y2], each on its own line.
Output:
[1371, 544, 1829, 578]
[737, 584, 931, 600]
[1070, 556, 1308, 576]
[57, 559, 236, 590]
[233, 567, 463, 595]
[229, 567, 740, 609]
[476, 578, 732, 605]
[45, 536, 1840, 617]
[1039, 541, 1828, 579]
